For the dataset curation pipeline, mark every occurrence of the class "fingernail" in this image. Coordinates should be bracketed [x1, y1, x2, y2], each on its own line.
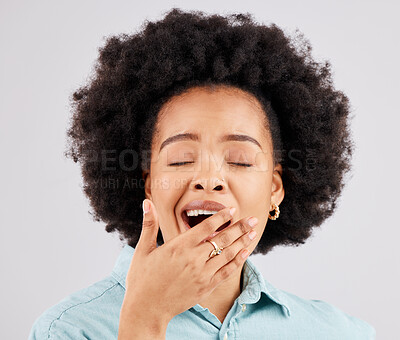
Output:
[230, 207, 236, 216]
[248, 230, 257, 240]
[248, 217, 258, 227]
[142, 199, 150, 214]
[241, 249, 250, 259]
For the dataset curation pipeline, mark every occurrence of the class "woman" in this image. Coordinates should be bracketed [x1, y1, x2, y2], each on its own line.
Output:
[29, 8, 375, 339]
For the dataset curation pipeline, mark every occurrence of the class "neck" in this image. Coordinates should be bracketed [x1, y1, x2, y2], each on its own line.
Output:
[197, 263, 245, 323]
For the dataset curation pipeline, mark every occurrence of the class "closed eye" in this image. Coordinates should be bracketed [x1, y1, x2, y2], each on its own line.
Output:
[168, 162, 194, 166]
[229, 163, 252, 167]
[168, 162, 252, 167]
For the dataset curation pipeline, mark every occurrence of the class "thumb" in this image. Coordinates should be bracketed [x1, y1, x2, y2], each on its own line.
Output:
[136, 199, 160, 254]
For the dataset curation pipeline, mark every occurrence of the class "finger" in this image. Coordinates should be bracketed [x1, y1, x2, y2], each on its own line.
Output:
[207, 232, 256, 289]
[197, 216, 258, 257]
[136, 199, 160, 254]
[184, 207, 235, 247]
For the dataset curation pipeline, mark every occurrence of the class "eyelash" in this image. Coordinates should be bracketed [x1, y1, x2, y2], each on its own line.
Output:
[168, 162, 252, 167]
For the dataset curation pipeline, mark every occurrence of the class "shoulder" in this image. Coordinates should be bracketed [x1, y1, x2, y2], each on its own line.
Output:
[279, 289, 376, 339]
[28, 275, 124, 340]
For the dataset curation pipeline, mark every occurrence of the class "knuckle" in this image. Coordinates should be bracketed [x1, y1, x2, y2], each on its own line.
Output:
[203, 218, 215, 233]
[236, 251, 244, 262]
[193, 271, 205, 284]
[218, 233, 230, 246]
[223, 248, 235, 261]
[142, 220, 153, 229]
[238, 220, 247, 233]
[169, 245, 184, 258]
[219, 266, 230, 279]
[205, 208, 231, 233]
[184, 259, 197, 272]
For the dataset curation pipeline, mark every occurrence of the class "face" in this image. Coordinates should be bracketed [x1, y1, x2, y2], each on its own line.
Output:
[143, 85, 284, 252]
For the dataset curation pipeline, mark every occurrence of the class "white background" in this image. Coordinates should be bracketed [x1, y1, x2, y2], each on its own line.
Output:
[1, 1, 399, 339]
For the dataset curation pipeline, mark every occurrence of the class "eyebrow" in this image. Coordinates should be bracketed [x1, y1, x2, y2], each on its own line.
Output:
[159, 133, 263, 152]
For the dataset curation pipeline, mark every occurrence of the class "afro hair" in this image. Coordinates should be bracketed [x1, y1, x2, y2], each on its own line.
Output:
[66, 8, 353, 255]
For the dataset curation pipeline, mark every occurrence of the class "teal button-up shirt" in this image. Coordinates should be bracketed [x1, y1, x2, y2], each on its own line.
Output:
[29, 244, 375, 339]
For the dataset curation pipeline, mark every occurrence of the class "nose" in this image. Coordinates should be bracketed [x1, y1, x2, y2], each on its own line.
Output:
[189, 151, 227, 193]
[190, 177, 226, 192]
[191, 177, 225, 192]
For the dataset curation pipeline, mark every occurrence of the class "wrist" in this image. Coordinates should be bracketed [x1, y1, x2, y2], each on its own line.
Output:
[118, 298, 170, 340]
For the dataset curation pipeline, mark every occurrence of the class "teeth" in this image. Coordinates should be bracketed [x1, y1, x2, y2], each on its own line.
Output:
[186, 209, 218, 216]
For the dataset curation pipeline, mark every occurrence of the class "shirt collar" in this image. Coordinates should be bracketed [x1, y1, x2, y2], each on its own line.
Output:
[239, 257, 291, 317]
[111, 243, 134, 289]
[111, 244, 291, 318]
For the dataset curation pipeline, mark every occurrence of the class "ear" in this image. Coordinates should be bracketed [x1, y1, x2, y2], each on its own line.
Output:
[270, 163, 285, 208]
[142, 170, 152, 200]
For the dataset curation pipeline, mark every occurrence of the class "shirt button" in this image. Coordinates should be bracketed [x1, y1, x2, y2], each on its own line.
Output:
[223, 333, 228, 340]
[242, 303, 247, 312]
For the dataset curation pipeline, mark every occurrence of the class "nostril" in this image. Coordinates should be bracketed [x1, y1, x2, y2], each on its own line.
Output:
[193, 183, 224, 190]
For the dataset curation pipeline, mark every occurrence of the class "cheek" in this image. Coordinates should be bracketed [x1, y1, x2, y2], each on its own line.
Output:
[238, 172, 270, 200]
[153, 172, 188, 198]
[151, 173, 187, 222]
[232, 173, 270, 225]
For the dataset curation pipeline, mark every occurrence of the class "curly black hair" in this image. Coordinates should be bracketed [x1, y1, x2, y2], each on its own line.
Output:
[65, 8, 353, 255]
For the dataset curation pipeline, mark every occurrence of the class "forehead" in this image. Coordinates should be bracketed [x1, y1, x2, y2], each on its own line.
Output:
[154, 86, 270, 147]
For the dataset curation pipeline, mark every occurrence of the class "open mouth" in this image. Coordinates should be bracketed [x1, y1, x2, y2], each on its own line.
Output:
[181, 212, 232, 232]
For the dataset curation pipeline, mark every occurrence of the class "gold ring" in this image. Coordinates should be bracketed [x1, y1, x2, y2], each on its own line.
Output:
[206, 240, 224, 258]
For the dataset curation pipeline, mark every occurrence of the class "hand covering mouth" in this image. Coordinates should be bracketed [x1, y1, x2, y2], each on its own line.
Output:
[180, 200, 233, 231]
[181, 210, 231, 231]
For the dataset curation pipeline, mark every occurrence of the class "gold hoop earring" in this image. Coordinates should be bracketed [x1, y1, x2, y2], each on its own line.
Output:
[268, 203, 280, 220]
